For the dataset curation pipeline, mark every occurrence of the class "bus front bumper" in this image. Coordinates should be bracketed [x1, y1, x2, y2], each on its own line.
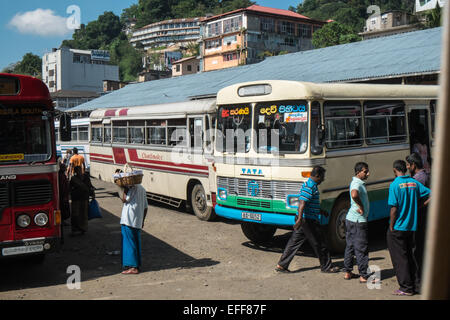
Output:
[215, 204, 295, 226]
[0, 237, 60, 259]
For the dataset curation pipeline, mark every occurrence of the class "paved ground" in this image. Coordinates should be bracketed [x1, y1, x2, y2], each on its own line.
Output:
[0, 178, 420, 301]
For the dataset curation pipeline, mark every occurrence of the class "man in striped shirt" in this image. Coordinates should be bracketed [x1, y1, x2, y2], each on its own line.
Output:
[276, 166, 340, 273]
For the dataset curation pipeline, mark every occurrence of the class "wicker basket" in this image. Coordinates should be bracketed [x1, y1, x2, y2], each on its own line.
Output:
[113, 164, 143, 187]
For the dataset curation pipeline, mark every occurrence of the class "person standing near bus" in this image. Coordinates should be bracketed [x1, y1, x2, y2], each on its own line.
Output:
[67, 147, 86, 177]
[275, 166, 340, 274]
[406, 152, 430, 291]
[69, 166, 91, 236]
[120, 184, 148, 275]
[343, 162, 371, 283]
[387, 160, 430, 296]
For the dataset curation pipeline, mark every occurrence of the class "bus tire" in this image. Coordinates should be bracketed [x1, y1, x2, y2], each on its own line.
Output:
[327, 198, 350, 254]
[241, 222, 277, 245]
[191, 184, 216, 221]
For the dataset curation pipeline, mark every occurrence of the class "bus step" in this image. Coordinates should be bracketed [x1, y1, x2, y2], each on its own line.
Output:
[148, 194, 183, 209]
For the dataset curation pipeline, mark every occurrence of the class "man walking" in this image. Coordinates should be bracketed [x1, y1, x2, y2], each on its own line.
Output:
[387, 160, 430, 296]
[275, 166, 339, 274]
[343, 162, 371, 283]
[67, 147, 86, 177]
[120, 183, 148, 275]
[69, 166, 90, 236]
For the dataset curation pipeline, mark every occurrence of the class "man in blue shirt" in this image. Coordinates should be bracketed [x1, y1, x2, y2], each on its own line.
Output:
[275, 166, 340, 274]
[387, 160, 430, 296]
[343, 162, 371, 283]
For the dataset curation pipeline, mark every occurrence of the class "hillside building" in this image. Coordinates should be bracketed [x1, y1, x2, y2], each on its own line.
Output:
[200, 5, 326, 72]
[359, 11, 420, 40]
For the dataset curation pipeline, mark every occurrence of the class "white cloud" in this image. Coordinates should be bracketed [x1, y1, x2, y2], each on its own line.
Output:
[8, 9, 73, 37]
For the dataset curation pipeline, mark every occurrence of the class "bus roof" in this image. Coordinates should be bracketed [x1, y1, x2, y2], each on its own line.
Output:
[216, 80, 439, 104]
[89, 98, 216, 120]
[0, 73, 52, 107]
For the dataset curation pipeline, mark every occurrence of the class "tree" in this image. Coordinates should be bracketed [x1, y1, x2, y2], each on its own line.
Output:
[3, 53, 42, 78]
[312, 21, 360, 48]
[109, 37, 143, 82]
[423, 3, 442, 28]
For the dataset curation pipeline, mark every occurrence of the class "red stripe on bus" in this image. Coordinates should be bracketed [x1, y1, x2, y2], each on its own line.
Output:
[128, 149, 208, 171]
[90, 153, 113, 159]
[91, 157, 114, 163]
[119, 109, 129, 116]
[113, 148, 127, 165]
[105, 110, 116, 117]
[128, 161, 208, 177]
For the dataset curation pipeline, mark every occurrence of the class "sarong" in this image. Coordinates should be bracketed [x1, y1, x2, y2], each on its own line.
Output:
[121, 225, 142, 268]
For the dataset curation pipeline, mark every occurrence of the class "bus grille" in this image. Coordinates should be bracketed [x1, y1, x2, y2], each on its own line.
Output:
[0, 184, 9, 209]
[218, 176, 303, 201]
[237, 198, 271, 209]
[14, 181, 53, 207]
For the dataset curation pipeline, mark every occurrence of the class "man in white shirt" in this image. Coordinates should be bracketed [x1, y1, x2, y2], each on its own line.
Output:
[120, 184, 148, 275]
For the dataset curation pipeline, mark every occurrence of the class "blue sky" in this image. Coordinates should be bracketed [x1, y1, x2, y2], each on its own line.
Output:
[0, 0, 303, 71]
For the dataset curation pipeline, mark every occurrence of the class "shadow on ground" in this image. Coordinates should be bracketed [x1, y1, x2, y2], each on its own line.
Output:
[0, 187, 219, 293]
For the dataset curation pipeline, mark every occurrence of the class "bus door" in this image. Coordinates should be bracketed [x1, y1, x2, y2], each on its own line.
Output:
[407, 104, 431, 170]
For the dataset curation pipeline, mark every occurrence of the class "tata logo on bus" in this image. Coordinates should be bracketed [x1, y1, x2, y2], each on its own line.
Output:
[241, 168, 264, 176]
[247, 180, 260, 197]
[0, 175, 16, 180]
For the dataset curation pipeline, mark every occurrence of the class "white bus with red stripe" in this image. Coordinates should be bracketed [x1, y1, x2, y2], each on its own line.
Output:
[89, 99, 217, 221]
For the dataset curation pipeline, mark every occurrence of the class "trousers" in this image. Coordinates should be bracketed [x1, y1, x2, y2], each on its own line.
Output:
[387, 229, 420, 294]
[278, 218, 332, 272]
[343, 220, 370, 278]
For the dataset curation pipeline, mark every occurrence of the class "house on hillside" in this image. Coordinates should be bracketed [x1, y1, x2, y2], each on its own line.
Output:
[200, 4, 327, 72]
[359, 11, 420, 40]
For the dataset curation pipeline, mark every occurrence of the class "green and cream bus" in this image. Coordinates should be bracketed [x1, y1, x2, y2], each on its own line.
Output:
[213, 80, 437, 252]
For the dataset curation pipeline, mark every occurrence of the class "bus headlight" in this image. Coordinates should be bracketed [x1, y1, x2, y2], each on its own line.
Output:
[286, 195, 300, 209]
[17, 214, 31, 228]
[34, 212, 49, 226]
[218, 188, 227, 200]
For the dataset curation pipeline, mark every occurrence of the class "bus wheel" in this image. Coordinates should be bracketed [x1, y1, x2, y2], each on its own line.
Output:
[327, 198, 349, 254]
[241, 222, 277, 245]
[191, 184, 215, 221]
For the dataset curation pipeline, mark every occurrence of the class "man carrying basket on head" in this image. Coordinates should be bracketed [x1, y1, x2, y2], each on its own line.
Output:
[118, 167, 148, 275]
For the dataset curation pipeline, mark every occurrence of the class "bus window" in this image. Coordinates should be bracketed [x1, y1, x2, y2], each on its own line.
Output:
[324, 101, 363, 149]
[112, 121, 127, 144]
[168, 118, 187, 147]
[189, 117, 203, 150]
[205, 115, 214, 153]
[311, 101, 323, 155]
[71, 126, 78, 141]
[147, 120, 167, 146]
[91, 124, 102, 143]
[129, 120, 145, 145]
[254, 101, 308, 153]
[431, 100, 436, 138]
[55, 128, 60, 142]
[78, 126, 89, 142]
[364, 101, 406, 145]
[216, 104, 251, 153]
[104, 124, 112, 144]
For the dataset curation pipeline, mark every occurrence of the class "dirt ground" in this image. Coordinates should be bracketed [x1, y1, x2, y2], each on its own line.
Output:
[0, 178, 420, 302]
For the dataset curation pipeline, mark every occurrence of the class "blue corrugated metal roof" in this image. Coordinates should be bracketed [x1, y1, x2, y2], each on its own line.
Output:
[70, 27, 442, 112]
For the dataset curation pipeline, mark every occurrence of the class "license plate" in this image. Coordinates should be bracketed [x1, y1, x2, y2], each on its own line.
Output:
[2, 245, 44, 256]
[242, 212, 262, 221]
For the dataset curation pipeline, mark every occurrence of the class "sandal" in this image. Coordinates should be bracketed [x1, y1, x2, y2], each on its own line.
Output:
[274, 266, 291, 273]
[121, 268, 139, 275]
[344, 272, 357, 280]
[322, 266, 340, 273]
[393, 289, 413, 296]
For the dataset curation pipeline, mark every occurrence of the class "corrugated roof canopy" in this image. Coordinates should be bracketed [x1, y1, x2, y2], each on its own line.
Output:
[69, 27, 442, 112]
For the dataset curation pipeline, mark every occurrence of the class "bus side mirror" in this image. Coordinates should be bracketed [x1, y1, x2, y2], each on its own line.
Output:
[60, 113, 72, 142]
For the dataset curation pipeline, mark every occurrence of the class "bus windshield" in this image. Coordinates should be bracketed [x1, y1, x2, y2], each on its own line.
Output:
[216, 104, 252, 153]
[254, 101, 308, 153]
[0, 114, 52, 163]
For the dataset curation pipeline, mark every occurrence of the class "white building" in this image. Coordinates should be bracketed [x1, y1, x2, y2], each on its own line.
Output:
[415, 0, 446, 13]
[42, 47, 119, 93]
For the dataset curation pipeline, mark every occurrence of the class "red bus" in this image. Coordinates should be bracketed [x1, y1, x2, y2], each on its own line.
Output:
[0, 73, 62, 260]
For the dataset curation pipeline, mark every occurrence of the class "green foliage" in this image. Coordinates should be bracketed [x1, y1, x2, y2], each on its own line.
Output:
[109, 37, 143, 82]
[2, 53, 42, 78]
[312, 22, 360, 48]
[297, 0, 417, 49]
[423, 3, 443, 28]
